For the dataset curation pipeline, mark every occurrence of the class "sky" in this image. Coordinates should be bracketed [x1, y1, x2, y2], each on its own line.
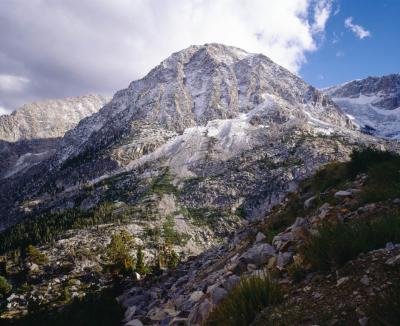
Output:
[301, 0, 400, 88]
[0, 0, 399, 115]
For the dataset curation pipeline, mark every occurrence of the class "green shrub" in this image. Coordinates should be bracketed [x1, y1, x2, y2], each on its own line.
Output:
[347, 148, 400, 177]
[307, 162, 348, 194]
[301, 215, 400, 271]
[25, 245, 48, 265]
[162, 215, 189, 246]
[155, 243, 181, 270]
[150, 170, 179, 196]
[346, 148, 400, 203]
[105, 231, 135, 276]
[167, 249, 180, 268]
[205, 273, 283, 326]
[135, 246, 150, 275]
[185, 207, 226, 228]
[0, 202, 119, 255]
[0, 275, 12, 299]
[361, 160, 400, 203]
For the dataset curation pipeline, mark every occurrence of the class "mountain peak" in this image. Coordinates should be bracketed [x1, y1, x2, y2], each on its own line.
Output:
[54, 44, 355, 171]
[163, 43, 252, 67]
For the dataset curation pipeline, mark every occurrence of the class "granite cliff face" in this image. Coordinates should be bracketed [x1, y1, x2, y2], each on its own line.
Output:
[324, 74, 400, 139]
[0, 95, 110, 179]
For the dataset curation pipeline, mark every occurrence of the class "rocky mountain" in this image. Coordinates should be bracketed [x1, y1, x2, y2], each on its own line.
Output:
[0, 44, 399, 325]
[0, 95, 110, 179]
[0, 43, 374, 230]
[323, 74, 400, 139]
[54, 43, 354, 172]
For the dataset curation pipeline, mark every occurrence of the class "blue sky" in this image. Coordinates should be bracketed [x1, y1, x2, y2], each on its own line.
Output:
[301, 0, 400, 88]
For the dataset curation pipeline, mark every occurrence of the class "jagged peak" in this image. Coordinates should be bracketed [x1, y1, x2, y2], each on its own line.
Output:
[132, 43, 257, 86]
[164, 43, 252, 66]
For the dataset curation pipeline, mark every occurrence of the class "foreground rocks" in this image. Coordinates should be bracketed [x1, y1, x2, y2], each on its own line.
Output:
[119, 172, 400, 325]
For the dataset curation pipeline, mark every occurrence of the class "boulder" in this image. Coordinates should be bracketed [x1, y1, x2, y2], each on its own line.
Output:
[336, 277, 349, 287]
[385, 254, 400, 267]
[125, 319, 143, 326]
[255, 232, 267, 243]
[189, 291, 204, 302]
[267, 256, 277, 269]
[240, 243, 276, 266]
[334, 190, 352, 198]
[304, 195, 317, 209]
[188, 298, 213, 325]
[222, 275, 240, 291]
[316, 203, 331, 220]
[29, 263, 39, 273]
[276, 252, 293, 269]
[124, 306, 137, 322]
[360, 275, 370, 286]
[133, 272, 141, 281]
[210, 286, 228, 304]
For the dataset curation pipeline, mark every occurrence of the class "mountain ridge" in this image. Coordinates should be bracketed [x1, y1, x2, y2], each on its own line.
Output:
[323, 73, 400, 139]
[0, 94, 110, 142]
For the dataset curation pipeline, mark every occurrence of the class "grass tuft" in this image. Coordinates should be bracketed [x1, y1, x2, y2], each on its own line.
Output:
[205, 273, 283, 326]
[301, 214, 400, 271]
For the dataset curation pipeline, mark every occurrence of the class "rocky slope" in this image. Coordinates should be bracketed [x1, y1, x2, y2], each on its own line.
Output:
[117, 149, 400, 325]
[323, 74, 400, 139]
[0, 45, 399, 324]
[0, 95, 110, 179]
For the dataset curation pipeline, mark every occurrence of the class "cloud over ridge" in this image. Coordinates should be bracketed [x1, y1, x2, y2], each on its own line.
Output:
[0, 0, 334, 113]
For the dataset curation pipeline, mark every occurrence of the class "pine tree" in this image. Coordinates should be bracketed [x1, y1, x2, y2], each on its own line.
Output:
[135, 246, 146, 275]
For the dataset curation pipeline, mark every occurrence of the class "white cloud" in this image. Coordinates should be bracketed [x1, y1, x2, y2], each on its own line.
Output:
[345, 17, 371, 39]
[336, 51, 344, 57]
[0, 0, 335, 112]
[312, 0, 333, 33]
[333, 4, 340, 16]
[0, 74, 29, 93]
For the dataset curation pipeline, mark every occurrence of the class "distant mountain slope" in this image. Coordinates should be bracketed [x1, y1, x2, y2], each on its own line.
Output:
[0, 94, 110, 142]
[0, 95, 110, 179]
[323, 74, 400, 139]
